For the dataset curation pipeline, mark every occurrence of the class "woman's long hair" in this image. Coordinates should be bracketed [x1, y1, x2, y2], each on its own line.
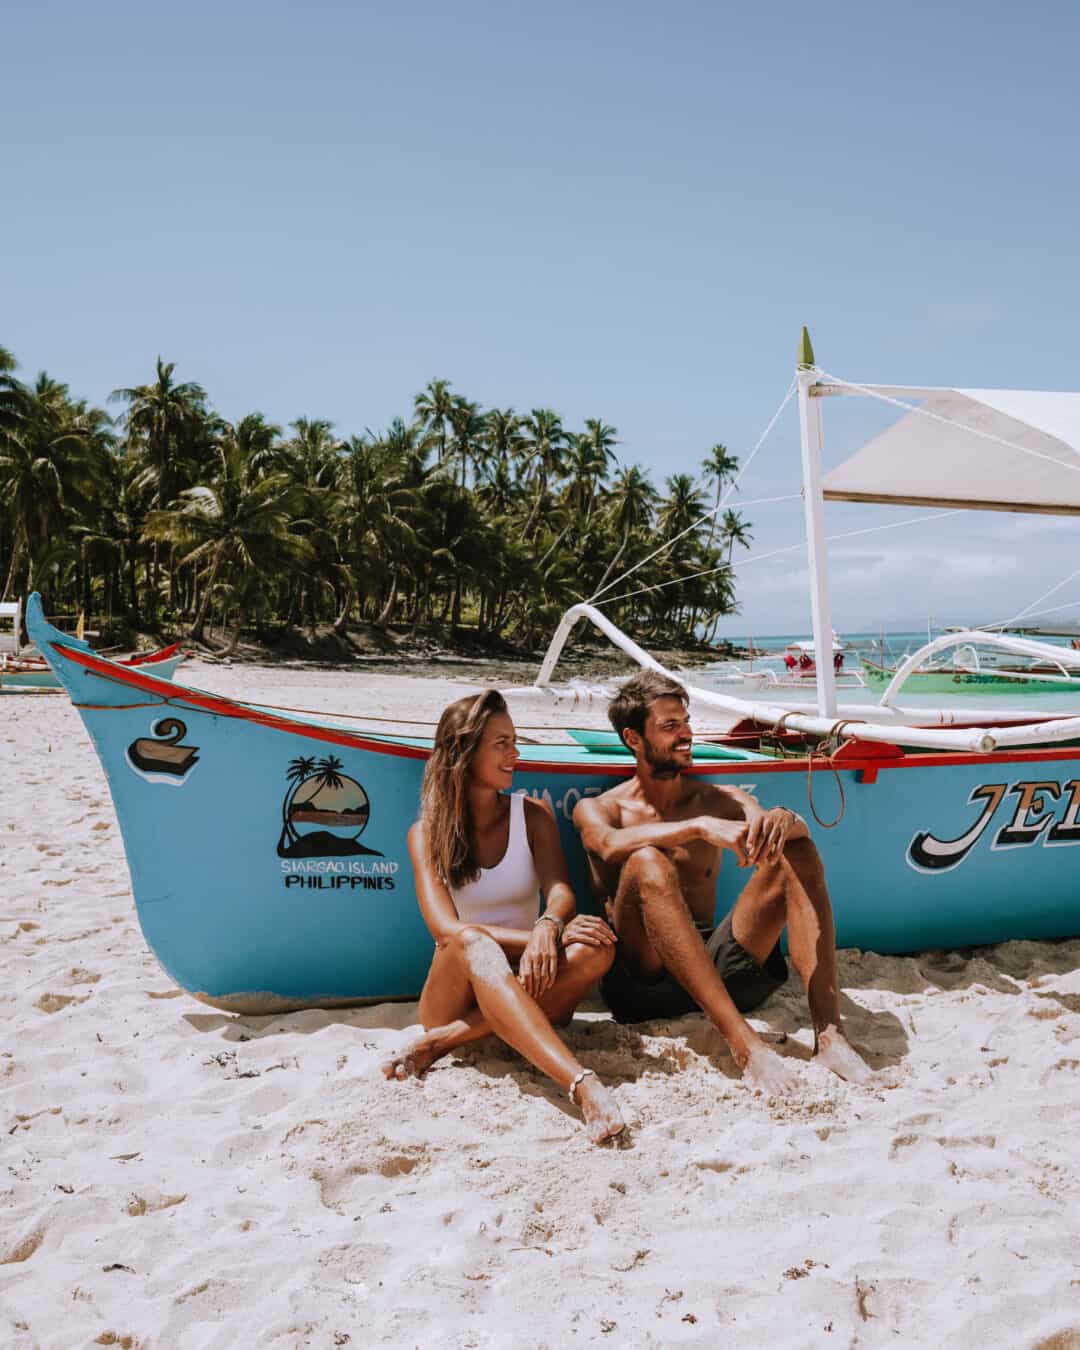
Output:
[421, 689, 509, 890]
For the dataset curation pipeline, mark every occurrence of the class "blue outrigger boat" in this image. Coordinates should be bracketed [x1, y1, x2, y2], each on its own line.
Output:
[25, 591, 1080, 1012]
[25, 337, 1080, 1010]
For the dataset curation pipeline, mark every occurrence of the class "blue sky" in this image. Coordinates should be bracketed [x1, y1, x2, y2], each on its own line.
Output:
[4, 0, 1079, 634]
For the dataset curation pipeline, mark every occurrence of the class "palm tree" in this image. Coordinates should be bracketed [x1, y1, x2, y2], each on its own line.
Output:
[521, 408, 569, 536]
[0, 374, 112, 606]
[591, 464, 659, 601]
[484, 408, 523, 474]
[313, 754, 345, 790]
[334, 434, 418, 629]
[564, 419, 618, 534]
[414, 379, 455, 465]
[720, 508, 753, 562]
[446, 397, 486, 490]
[280, 755, 317, 851]
[142, 435, 312, 642]
[658, 473, 707, 542]
[231, 413, 283, 478]
[111, 358, 207, 510]
[111, 358, 208, 608]
[280, 417, 342, 490]
[702, 443, 740, 549]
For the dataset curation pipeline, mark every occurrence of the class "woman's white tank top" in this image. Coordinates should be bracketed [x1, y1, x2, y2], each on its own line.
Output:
[450, 793, 541, 929]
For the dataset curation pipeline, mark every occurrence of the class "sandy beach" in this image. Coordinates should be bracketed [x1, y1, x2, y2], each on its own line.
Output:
[3, 662, 1080, 1349]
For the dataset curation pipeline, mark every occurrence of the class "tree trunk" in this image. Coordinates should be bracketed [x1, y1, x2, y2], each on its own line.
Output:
[523, 476, 546, 537]
[2, 534, 23, 603]
[188, 543, 226, 641]
[333, 575, 356, 636]
[451, 572, 462, 628]
[375, 571, 398, 627]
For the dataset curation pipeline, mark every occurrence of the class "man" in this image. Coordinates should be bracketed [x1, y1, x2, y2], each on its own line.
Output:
[573, 671, 870, 1092]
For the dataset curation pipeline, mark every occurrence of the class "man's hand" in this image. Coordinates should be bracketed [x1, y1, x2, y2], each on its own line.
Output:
[697, 816, 751, 866]
[561, 915, 616, 949]
[519, 921, 559, 998]
[745, 807, 794, 864]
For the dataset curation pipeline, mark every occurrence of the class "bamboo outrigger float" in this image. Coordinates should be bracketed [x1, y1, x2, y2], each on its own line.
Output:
[25, 333, 1080, 1010]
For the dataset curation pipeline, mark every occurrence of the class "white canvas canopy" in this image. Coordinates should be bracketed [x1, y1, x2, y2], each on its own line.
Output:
[821, 387, 1080, 515]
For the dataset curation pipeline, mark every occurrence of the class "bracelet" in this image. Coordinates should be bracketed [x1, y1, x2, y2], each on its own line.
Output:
[535, 913, 565, 940]
[568, 1067, 595, 1105]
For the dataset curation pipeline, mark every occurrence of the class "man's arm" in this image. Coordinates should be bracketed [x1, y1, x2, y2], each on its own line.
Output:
[702, 786, 809, 863]
[573, 794, 749, 866]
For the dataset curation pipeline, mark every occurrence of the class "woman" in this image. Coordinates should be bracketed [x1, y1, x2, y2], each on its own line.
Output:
[382, 689, 625, 1144]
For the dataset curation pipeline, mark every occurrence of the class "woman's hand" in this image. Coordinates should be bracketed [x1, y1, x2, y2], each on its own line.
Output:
[745, 807, 795, 864]
[519, 921, 559, 998]
[561, 915, 616, 949]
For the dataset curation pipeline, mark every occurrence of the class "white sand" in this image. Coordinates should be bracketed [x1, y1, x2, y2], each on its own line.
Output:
[3, 662, 1080, 1348]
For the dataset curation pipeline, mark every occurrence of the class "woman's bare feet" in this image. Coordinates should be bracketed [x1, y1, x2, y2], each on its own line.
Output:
[573, 1074, 626, 1144]
[381, 1028, 451, 1081]
[814, 1025, 872, 1084]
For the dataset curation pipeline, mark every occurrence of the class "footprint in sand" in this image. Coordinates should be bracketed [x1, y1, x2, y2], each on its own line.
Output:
[313, 1151, 426, 1213]
[35, 992, 91, 1014]
[126, 1192, 187, 1217]
[0, 1224, 46, 1265]
[67, 967, 102, 986]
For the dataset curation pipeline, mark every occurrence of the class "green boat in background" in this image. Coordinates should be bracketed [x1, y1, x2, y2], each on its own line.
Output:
[860, 655, 1080, 697]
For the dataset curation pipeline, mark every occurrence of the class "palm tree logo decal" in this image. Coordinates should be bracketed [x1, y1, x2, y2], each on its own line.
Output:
[276, 754, 382, 858]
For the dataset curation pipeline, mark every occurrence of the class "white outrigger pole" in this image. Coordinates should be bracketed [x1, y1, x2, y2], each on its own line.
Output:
[796, 327, 838, 717]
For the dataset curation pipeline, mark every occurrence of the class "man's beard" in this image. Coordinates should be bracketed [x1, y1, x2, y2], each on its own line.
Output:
[642, 736, 683, 779]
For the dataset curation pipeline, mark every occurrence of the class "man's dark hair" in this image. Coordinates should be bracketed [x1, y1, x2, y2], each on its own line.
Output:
[608, 671, 689, 747]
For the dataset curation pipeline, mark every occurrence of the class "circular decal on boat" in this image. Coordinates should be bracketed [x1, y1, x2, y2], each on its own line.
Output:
[276, 754, 382, 858]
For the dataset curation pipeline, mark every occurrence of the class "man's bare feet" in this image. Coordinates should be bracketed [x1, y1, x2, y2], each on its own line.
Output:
[381, 1029, 449, 1081]
[813, 1024, 872, 1084]
[574, 1074, 626, 1144]
[739, 1041, 799, 1096]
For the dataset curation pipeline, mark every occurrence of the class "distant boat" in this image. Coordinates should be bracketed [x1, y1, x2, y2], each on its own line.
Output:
[0, 597, 186, 690]
[860, 655, 1080, 697]
[1, 642, 185, 690]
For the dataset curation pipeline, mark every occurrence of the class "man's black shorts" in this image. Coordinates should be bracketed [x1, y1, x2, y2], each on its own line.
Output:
[600, 912, 788, 1024]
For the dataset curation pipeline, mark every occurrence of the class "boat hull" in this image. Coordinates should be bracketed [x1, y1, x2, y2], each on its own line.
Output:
[26, 596, 1080, 1009]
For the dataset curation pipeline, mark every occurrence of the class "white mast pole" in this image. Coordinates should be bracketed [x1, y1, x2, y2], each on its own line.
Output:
[796, 327, 838, 718]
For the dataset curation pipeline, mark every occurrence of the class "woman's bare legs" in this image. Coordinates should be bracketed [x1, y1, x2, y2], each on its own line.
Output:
[382, 929, 622, 1142]
[386, 939, 612, 1071]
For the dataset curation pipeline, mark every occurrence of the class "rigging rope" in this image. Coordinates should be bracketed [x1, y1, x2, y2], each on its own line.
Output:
[984, 563, 1080, 632]
[595, 507, 967, 608]
[586, 377, 798, 604]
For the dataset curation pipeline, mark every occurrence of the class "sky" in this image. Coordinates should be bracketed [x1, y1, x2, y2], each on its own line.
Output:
[4, 0, 1080, 635]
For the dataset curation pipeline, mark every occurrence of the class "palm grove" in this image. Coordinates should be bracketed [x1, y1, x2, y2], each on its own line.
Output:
[0, 346, 752, 651]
